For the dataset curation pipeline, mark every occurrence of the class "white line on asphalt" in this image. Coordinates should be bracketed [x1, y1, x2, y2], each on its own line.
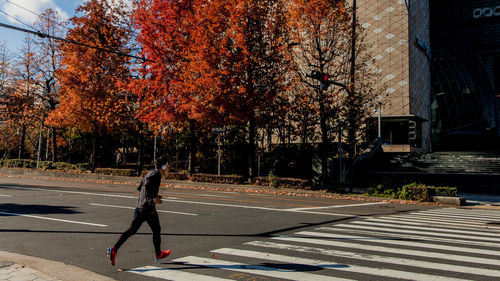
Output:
[173, 256, 353, 281]
[387, 214, 487, 226]
[0, 194, 12, 197]
[0, 185, 357, 217]
[402, 211, 500, 222]
[351, 219, 500, 238]
[212, 248, 471, 281]
[418, 209, 500, 220]
[321, 225, 500, 249]
[287, 232, 500, 266]
[1, 186, 137, 198]
[128, 265, 233, 281]
[323, 223, 500, 243]
[285, 202, 388, 211]
[89, 203, 198, 216]
[246, 240, 500, 278]
[0, 211, 107, 227]
[381, 215, 498, 230]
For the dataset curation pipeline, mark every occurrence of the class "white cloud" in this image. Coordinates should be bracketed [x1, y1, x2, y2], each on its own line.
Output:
[1, 0, 69, 25]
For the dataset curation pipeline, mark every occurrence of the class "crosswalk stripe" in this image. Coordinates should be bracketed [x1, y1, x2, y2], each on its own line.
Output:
[420, 208, 500, 218]
[380, 215, 500, 230]
[323, 225, 500, 248]
[353, 219, 500, 238]
[402, 211, 498, 222]
[389, 214, 490, 226]
[324, 223, 500, 243]
[284, 232, 500, 266]
[128, 265, 233, 281]
[212, 248, 471, 281]
[172, 256, 352, 281]
[245, 241, 500, 278]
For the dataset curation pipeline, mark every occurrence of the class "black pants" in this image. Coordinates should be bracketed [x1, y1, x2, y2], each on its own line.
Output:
[114, 208, 162, 256]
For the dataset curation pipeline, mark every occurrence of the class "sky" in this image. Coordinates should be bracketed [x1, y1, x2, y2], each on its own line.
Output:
[0, 0, 85, 53]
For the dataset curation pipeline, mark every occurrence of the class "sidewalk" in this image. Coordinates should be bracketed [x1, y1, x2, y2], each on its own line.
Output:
[0, 250, 113, 281]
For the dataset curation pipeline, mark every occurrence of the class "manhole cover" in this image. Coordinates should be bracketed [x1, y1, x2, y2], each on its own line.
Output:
[0, 261, 15, 268]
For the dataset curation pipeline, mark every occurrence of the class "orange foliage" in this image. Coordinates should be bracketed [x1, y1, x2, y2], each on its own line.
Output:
[46, 0, 132, 134]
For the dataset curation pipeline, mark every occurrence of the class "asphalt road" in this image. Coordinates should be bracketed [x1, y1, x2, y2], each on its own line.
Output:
[2, 176, 500, 280]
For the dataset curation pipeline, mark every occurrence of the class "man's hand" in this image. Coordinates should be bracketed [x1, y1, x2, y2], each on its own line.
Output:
[153, 196, 163, 204]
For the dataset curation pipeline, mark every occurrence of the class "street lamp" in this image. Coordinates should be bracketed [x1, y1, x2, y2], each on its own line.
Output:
[376, 95, 382, 140]
[338, 121, 344, 184]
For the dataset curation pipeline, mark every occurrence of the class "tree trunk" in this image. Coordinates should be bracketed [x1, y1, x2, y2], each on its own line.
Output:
[137, 130, 144, 176]
[188, 120, 196, 176]
[18, 125, 26, 159]
[248, 115, 256, 181]
[319, 102, 329, 187]
[51, 127, 58, 162]
[91, 131, 97, 173]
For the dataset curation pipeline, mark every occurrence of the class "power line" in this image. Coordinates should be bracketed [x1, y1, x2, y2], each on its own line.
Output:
[0, 21, 152, 62]
[2, 0, 66, 30]
[0, 8, 36, 31]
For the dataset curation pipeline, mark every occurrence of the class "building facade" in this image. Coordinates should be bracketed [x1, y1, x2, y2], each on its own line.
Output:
[357, 0, 432, 152]
[358, 0, 499, 152]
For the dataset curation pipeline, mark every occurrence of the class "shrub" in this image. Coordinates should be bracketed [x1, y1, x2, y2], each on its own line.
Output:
[190, 173, 245, 184]
[164, 171, 189, 180]
[95, 168, 137, 177]
[367, 184, 396, 198]
[254, 175, 310, 189]
[368, 182, 458, 202]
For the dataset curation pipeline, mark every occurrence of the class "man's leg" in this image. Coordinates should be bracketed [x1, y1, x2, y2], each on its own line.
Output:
[146, 211, 162, 256]
[114, 209, 146, 252]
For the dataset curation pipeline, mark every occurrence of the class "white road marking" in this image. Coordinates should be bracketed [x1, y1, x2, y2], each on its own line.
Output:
[0, 194, 12, 197]
[246, 240, 500, 278]
[381, 215, 499, 230]
[1, 186, 136, 199]
[173, 256, 353, 281]
[351, 219, 500, 238]
[325, 223, 500, 243]
[0, 211, 107, 227]
[89, 203, 198, 216]
[1, 185, 357, 217]
[128, 265, 233, 281]
[212, 248, 467, 281]
[286, 232, 500, 266]
[285, 202, 388, 211]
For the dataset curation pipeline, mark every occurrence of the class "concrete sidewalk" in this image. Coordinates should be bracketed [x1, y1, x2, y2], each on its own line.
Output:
[0, 251, 113, 281]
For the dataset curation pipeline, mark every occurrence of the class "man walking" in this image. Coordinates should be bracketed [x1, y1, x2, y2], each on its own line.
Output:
[107, 157, 170, 266]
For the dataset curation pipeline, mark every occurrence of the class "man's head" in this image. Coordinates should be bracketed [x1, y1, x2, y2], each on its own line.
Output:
[155, 156, 168, 171]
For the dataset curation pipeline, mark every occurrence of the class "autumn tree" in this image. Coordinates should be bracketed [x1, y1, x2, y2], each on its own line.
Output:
[46, 0, 133, 170]
[286, 0, 380, 185]
[286, 0, 351, 185]
[187, 0, 289, 178]
[30, 9, 66, 162]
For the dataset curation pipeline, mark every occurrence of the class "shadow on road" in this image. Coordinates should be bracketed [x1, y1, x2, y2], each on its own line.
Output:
[0, 203, 81, 215]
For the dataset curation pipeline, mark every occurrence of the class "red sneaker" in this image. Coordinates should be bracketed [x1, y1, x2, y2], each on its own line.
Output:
[155, 249, 171, 261]
[107, 247, 116, 266]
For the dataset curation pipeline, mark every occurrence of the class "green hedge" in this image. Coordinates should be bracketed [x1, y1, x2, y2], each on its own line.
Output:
[254, 175, 311, 189]
[164, 171, 189, 180]
[190, 173, 245, 184]
[94, 168, 137, 177]
[0, 159, 86, 172]
[367, 182, 457, 202]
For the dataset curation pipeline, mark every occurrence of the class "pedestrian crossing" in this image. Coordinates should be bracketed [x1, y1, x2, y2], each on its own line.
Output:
[128, 207, 500, 280]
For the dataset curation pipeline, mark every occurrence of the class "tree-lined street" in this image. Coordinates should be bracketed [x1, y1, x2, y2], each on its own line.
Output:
[2, 175, 500, 280]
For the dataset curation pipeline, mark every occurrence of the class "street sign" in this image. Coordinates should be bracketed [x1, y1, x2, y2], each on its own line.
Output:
[212, 127, 225, 134]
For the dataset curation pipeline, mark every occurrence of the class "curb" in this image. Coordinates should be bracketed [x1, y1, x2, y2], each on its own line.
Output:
[0, 250, 114, 281]
[431, 196, 466, 206]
